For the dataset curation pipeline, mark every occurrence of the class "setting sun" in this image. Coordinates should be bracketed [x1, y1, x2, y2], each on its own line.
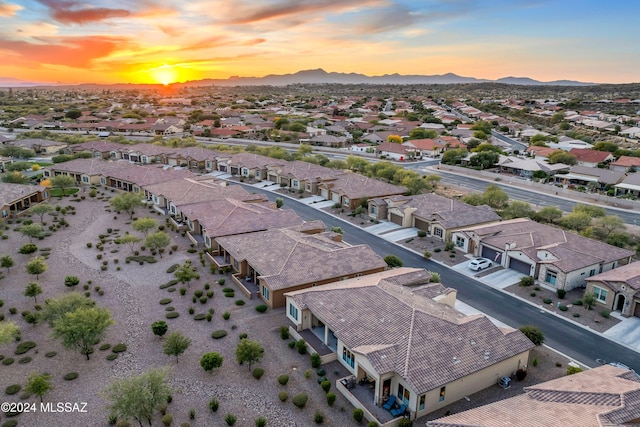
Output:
[149, 64, 179, 85]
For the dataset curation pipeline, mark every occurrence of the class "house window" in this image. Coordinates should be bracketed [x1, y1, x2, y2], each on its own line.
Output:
[371, 205, 377, 215]
[455, 236, 465, 247]
[242, 168, 249, 176]
[306, 182, 311, 191]
[434, 228, 443, 238]
[593, 286, 608, 303]
[204, 235, 211, 247]
[256, 170, 261, 178]
[1, 210, 7, 218]
[398, 384, 410, 405]
[289, 303, 298, 321]
[439, 387, 446, 402]
[589, 269, 596, 277]
[133, 187, 139, 193]
[170, 206, 176, 214]
[545, 270, 557, 286]
[292, 180, 299, 188]
[419, 394, 425, 411]
[153, 196, 159, 204]
[82, 176, 89, 183]
[100, 177, 106, 184]
[343, 197, 350, 207]
[206, 161, 212, 169]
[142, 156, 148, 163]
[342, 347, 355, 368]
[261, 286, 270, 301]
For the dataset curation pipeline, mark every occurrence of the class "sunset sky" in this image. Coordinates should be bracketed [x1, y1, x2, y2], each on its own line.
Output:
[1, 0, 638, 85]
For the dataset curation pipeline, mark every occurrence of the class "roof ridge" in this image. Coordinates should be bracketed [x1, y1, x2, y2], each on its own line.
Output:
[277, 239, 300, 275]
[402, 308, 417, 378]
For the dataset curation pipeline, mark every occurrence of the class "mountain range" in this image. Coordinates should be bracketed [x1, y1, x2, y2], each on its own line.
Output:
[0, 69, 595, 88]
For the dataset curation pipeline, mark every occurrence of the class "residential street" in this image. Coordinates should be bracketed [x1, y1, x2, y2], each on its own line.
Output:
[237, 181, 640, 372]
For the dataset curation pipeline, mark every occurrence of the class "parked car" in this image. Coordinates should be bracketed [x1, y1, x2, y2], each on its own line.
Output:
[468, 257, 492, 271]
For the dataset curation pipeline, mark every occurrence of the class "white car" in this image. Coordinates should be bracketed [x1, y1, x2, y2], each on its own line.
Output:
[468, 258, 492, 271]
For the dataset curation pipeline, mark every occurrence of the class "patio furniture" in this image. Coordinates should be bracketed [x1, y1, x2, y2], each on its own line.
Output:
[391, 403, 407, 417]
[382, 395, 396, 411]
[341, 376, 355, 390]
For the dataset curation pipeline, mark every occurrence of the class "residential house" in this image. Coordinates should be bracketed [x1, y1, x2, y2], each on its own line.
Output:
[402, 138, 445, 158]
[218, 152, 285, 181]
[318, 173, 406, 210]
[45, 158, 130, 186]
[349, 143, 375, 153]
[569, 148, 615, 167]
[609, 155, 640, 172]
[614, 173, 640, 197]
[557, 165, 625, 190]
[498, 156, 570, 179]
[368, 193, 501, 242]
[10, 138, 68, 154]
[181, 198, 302, 249]
[456, 218, 634, 290]
[307, 134, 349, 148]
[266, 161, 343, 194]
[584, 261, 640, 317]
[61, 139, 125, 160]
[285, 268, 534, 422]
[117, 143, 168, 165]
[375, 142, 414, 161]
[103, 164, 195, 194]
[0, 182, 50, 219]
[218, 227, 387, 307]
[525, 146, 560, 161]
[427, 364, 640, 427]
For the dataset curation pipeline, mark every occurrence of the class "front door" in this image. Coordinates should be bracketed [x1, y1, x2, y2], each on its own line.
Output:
[616, 294, 626, 311]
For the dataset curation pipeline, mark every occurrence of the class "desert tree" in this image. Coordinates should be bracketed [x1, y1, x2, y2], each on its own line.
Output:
[109, 192, 144, 219]
[25, 372, 53, 402]
[52, 306, 113, 360]
[24, 281, 43, 304]
[174, 260, 199, 287]
[103, 367, 172, 427]
[64, 275, 80, 290]
[50, 175, 76, 196]
[235, 339, 264, 370]
[151, 320, 168, 338]
[20, 223, 44, 242]
[200, 352, 224, 373]
[1, 255, 14, 273]
[29, 204, 54, 223]
[40, 292, 95, 326]
[116, 234, 142, 254]
[163, 331, 191, 363]
[25, 256, 47, 280]
[132, 217, 158, 236]
[145, 231, 171, 257]
[0, 321, 19, 346]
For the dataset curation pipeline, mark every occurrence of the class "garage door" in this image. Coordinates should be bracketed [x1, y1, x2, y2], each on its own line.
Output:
[509, 258, 531, 275]
[390, 213, 403, 226]
[332, 193, 341, 203]
[414, 218, 429, 231]
[481, 246, 501, 263]
[320, 189, 329, 199]
[634, 301, 640, 318]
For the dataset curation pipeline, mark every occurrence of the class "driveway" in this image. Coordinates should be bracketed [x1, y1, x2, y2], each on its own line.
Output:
[604, 315, 640, 352]
[451, 261, 525, 290]
[379, 227, 420, 242]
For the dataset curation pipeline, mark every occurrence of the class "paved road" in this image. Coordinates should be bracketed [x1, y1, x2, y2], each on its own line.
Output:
[237, 181, 640, 372]
[491, 129, 528, 152]
[404, 164, 640, 224]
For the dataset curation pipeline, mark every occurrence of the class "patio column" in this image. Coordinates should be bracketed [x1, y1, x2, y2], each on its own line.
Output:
[324, 326, 329, 346]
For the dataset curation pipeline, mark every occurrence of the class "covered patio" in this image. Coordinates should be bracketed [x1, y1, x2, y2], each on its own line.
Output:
[337, 376, 400, 425]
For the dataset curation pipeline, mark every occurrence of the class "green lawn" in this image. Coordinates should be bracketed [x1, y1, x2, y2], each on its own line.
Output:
[50, 187, 80, 197]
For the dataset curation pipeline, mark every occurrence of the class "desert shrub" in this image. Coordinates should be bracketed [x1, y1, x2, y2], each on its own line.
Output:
[222, 311, 231, 320]
[235, 300, 245, 306]
[573, 299, 583, 306]
[601, 309, 611, 318]
[255, 417, 267, 427]
[212, 330, 227, 339]
[188, 307, 195, 314]
[224, 414, 236, 426]
[353, 408, 364, 422]
[573, 312, 581, 318]
[179, 288, 186, 296]
[278, 391, 289, 402]
[310, 353, 321, 368]
[278, 374, 289, 385]
[199, 296, 207, 304]
[530, 292, 536, 297]
[320, 380, 331, 393]
[166, 312, 179, 319]
[5, 384, 21, 395]
[417, 230, 427, 237]
[313, 411, 325, 424]
[166, 264, 179, 273]
[159, 298, 172, 305]
[567, 365, 583, 375]
[279, 326, 290, 340]
[209, 398, 219, 412]
[558, 305, 568, 311]
[434, 248, 441, 253]
[444, 241, 455, 251]
[519, 276, 535, 287]
[239, 333, 248, 340]
[2, 358, 14, 365]
[15, 341, 36, 355]
[519, 325, 545, 346]
[543, 298, 552, 304]
[255, 304, 268, 313]
[287, 341, 296, 349]
[161, 414, 173, 427]
[2, 420, 19, 427]
[45, 351, 56, 358]
[194, 314, 206, 320]
[295, 339, 307, 354]
[532, 357, 538, 367]
[252, 368, 265, 380]
[398, 419, 413, 427]
[292, 393, 308, 409]
[423, 250, 432, 259]
[326, 391, 336, 406]
[18, 356, 32, 364]
[19, 243, 38, 254]
[224, 291, 235, 298]
[556, 289, 566, 299]
[112, 343, 127, 353]
[367, 422, 380, 427]
[194, 290, 203, 298]
[207, 290, 214, 298]
[64, 372, 79, 381]
[99, 344, 111, 351]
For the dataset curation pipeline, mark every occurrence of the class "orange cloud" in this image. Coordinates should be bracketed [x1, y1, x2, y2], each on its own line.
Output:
[37, 0, 130, 24]
[0, 2, 22, 16]
[0, 35, 130, 68]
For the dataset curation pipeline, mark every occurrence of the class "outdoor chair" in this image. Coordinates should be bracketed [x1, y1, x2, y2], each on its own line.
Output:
[382, 395, 396, 411]
[391, 403, 407, 417]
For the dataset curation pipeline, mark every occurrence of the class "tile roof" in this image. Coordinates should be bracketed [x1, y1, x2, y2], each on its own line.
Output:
[143, 178, 251, 206]
[609, 155, 640, 168]
[286, 268, 533, 394]
[268, 160, 344, 181]
[320, 172, 406, 200]
[390, 193, 501, 229]
[427, 365, 640, 427]
[585, 261, 640, 291]
[226, 152, 286, 169]
[0, 182, 47, 207]
[569, 148, 614, 163]
[217, 228, 386, 291]
[466, 218, 634, 273]
[106, 164, 195, 186]
[567, 165, 625, 184]
[184, 200, 303, 239]
[49, 158, 131, 175]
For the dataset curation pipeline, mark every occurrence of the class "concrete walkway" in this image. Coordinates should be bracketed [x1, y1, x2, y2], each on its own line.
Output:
[366, 221, 402, 235]
[379, 227, 420, 242]
[605, 314, 640, 352]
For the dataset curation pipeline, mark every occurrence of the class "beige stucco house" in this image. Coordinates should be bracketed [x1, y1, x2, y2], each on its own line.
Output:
[585, 261, 640, 318]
